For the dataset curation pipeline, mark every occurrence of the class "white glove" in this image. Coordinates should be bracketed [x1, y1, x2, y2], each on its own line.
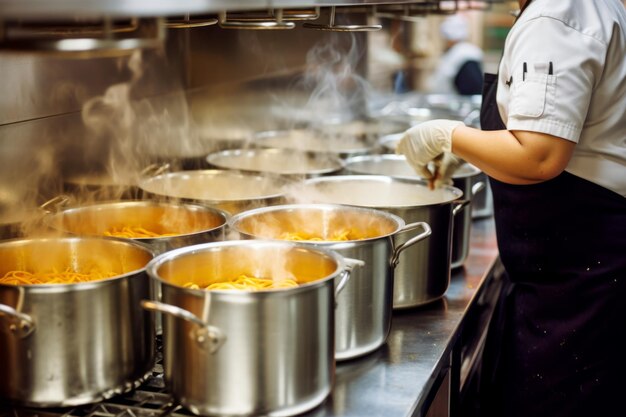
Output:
[396, 119, 464, 188]
[432, 152, 464, 189]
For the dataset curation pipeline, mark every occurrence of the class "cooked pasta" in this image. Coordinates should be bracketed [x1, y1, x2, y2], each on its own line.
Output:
[0, 268, 118, 285]
[184, 274, 299, 291]
[279, 229, 352, 241]
[104, 226, 177, 238]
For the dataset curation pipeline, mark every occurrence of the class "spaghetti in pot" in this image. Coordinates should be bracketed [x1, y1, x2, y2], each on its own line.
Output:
[279, 230, 353, 241]
[0, 268, 118, 285]
[104, 226, 177, 238]
[184, 274, 299, 291]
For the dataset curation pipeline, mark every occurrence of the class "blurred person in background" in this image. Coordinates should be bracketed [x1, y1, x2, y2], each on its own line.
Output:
[398, 0, 626, 416]
[426, 14, 484, 96]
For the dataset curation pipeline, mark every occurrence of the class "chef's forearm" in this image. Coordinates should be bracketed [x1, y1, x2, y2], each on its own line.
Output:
[451, 125, 575, 184]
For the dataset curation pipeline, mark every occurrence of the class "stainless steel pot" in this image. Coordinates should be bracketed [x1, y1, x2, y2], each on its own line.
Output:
[45, 200, 229, 255]
[470, 172, 494, 219]
[287, 175, 466, 308]
[448, 165, 486, 267]
[342, 155, 485, 268]
[228, 204, 431, 360]
[0, 237, 154, 407]
[141, 240, 357, 416]
[206, 148, 344, 178]
[137, 169, 292, 215]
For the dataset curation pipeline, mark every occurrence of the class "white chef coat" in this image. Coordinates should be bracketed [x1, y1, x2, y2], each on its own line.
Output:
[427, 42, 484, 95]
[496, 0, 626, 196]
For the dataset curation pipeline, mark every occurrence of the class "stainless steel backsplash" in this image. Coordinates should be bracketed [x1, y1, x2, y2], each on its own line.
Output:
[0, 19, 371, 207]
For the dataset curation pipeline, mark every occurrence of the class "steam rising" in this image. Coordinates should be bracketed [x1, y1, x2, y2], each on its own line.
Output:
[80, 50, 201, 195]
[275, 33, 372, 127]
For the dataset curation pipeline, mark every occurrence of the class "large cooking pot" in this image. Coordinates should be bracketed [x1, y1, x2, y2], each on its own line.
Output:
[228, 204, 431, 360]
[206, 148, 344, 178]
[287, 175, 466, 308]
[141, 240, 358, 417]
[342, 155, 485, 268]
[0, 237, 154, 407]
[45, 200, 228, 255]
[137, 169, 292, 215]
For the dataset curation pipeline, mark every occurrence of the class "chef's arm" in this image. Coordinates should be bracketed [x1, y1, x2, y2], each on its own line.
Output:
[451, 125, 576, 184]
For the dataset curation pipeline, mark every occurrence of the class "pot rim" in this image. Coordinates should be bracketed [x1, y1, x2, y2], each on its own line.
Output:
[146, 239, 346, 296]
[344, 154, 482, 179]
[206, 147, 345, 176]
[228, 203, 407, 244]
[299, 175, 464, 208]
[138, 169, 292, 203]
[253, 129, 378, 155]
[0, 236, 154, 291]
[46, 199, 230, 241]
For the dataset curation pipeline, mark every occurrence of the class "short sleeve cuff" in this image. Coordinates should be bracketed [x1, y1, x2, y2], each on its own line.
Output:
[507, 117, 581, 143]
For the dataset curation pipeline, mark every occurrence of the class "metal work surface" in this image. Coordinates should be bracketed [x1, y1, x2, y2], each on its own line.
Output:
[0, 218, 499, 417]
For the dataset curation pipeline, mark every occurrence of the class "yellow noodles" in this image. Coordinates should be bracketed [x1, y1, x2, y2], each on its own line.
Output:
[184, 274, 299, 291]
[104, 226, 177, 238]
[0, 268, 118, 285]
[279, 229, 352, 241]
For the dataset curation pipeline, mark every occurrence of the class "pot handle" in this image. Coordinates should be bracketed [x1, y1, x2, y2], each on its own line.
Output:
[39, 195, 71, 214]
[140, 162, 171, 178]
[471, 181, 486, 197]
[0, 303, 35, 338]
[452, 200, 471, 217]
[140, 300, 225, 354]
[335, 258, 365, 299]
[390, 222, 432, 268]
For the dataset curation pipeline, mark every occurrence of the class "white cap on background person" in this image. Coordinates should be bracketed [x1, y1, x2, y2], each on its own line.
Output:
[440, 14, 469, 42]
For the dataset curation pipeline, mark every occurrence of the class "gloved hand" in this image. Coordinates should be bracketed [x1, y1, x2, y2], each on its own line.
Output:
[396, 119, 464, 188]
[431, 152, 464, 189]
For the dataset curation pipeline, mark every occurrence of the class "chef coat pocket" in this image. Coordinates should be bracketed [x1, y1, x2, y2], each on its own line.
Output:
[509, 73, 555, 118]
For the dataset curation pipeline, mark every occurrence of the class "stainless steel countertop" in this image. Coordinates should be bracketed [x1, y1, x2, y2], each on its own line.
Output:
[306, 217, 499, 417]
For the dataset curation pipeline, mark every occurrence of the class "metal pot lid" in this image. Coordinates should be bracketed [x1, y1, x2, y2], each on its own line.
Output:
[138, 169, 290, 202]
[254, 129, 377, 155]
[344, 155, 481, 179]
[206, 148, 344, 176]
[293, 175, 463, 208]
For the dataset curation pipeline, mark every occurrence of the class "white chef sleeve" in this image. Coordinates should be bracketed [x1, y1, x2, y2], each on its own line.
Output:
[504, 16, 606, 142]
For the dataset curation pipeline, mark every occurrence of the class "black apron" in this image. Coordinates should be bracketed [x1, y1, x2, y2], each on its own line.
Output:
[478, 73, 626, 417]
